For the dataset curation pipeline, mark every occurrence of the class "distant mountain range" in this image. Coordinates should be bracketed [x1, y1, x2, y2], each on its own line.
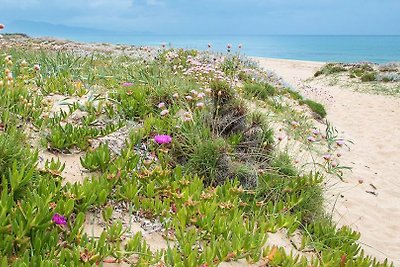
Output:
[3, 20, 154, 37]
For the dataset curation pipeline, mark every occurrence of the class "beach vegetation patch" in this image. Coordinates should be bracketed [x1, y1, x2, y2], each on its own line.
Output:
[243, 81, 277, 100]
[314, 63, 346, 77]
[0, 35, 393, 266]
[299, 99, 327, 118]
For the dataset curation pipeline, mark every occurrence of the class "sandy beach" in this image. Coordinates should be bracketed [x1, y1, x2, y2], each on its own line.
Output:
[255, 57, 400, 264]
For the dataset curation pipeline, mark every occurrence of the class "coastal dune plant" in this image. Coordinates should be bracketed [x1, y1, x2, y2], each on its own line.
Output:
[299, 99, 327, 119]
[80, 142, 112, 172]
[0, 35, 394, 266]
[243, 81, 277, 100]
[314, 63, 346, 77]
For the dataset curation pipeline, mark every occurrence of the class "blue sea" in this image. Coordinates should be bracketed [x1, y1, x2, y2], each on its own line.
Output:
[34, 34, 400, 63]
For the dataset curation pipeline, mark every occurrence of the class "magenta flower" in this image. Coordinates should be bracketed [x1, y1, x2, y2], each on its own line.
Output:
[154, 134, 172, 144]
[52, 213, 67, 226]
[122, 82, 133, 87]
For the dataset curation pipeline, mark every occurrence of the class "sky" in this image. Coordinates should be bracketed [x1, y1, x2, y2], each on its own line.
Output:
[0, 0, 399, 35]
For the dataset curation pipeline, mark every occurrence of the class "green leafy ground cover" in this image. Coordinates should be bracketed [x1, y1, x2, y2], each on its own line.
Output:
[0, 35, 393, 266]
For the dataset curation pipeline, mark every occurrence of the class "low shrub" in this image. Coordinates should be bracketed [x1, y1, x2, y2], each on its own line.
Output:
[186, 138, 226, 184]
[361, 72, 377, 82]
[243, 82, 277, 100]
[314, 63, 346, 77]
[300, 99, 327, 118]
[283, 88, 304, 101]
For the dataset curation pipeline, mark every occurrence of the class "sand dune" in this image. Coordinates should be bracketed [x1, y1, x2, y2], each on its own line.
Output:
[255, 57, 400, 265]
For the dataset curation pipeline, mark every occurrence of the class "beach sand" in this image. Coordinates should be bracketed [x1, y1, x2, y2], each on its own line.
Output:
[254, 57, 400, 265]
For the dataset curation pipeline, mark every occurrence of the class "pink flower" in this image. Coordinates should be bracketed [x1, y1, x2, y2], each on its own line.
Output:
[227, 44, 232, 49]
[238, 44, 243, 49]
[52, 213, 67, 226]
[307, 136, 316, 142]
[197, 92, 205, 99]
[172, 93, 179, 99]
[160, 109, 169, 116]
[154, 134, 172, 144]
[185, 95, 193, 101]
[196, 102, 205, 109]
[208, 43, 212, 48]
[34, 64, 40, 71]
[182, 112, 192, 122]
[323, 154, 332, 161]
[336, 139, 345, 147]
[0, 24, 4, 30]
[312, 129, 320, 135]
[158, 102, 166, 109]
[122, 82, 133, 87]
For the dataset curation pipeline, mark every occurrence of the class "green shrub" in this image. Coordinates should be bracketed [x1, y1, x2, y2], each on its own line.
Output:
[283, 88, 304, 101]
[361, 72, 377, 82]
[270, 152, 297, 177]
[186, 138, 226, 184]
[243, 82, 277, 100]
[238, 71, 252, 82]
[300, 99, 327, 118]
[314, 63, 346, 77]
[230, 162, 258, 188]
[210, 80, 235, 106]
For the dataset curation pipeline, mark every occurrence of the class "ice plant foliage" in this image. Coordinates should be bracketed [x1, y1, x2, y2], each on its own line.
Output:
[154, 134, 172, 144]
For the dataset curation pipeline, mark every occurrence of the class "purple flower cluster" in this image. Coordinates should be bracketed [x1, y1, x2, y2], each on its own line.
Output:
[154, 134, 172, 144]
[52, 213, 67, 226]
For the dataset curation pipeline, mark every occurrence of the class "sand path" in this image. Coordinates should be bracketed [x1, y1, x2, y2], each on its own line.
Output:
[255, 57, 400, 265]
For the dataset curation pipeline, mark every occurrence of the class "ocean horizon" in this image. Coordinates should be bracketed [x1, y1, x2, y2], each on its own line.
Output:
[6, 32, 400, 63]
